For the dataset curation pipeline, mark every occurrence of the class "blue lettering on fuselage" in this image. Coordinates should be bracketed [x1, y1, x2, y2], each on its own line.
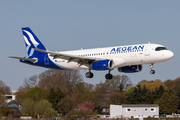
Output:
[110, 45, 144, 52]
[122, 47, 127, 51]
[117, 47, 121, 52]
[110, 48, 116, 52]
[138, 45, 144, 50]
[132, 46, 137, 50]
[127, 46, 132, 51]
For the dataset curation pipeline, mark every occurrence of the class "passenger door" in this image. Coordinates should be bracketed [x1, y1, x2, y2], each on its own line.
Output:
[144, 44, 151, 56]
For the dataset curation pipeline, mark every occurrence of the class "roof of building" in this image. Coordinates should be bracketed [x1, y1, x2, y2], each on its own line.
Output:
[2, 102, 8, 106]
[121, 104, 159, 107]
[8, 107, 22, 117]
[6, 100, 19, 106]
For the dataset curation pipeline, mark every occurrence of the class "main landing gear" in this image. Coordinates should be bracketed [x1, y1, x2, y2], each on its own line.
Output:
[85, 71, 94, 78]
[105, 70, 113, 79]
[85, 70, 113, 79]
[149, 63, 155, 74]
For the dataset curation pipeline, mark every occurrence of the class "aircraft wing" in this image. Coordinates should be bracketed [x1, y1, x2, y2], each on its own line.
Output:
[34, 47, 103, 65]
[8, 56, 37, 63]
[27, 35, 105, 65]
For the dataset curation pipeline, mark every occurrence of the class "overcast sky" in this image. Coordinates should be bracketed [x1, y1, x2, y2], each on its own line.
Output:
[0, 1, 180, 90]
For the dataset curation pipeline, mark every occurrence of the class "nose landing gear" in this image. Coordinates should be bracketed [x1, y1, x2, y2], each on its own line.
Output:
[149, 63, 155, 74]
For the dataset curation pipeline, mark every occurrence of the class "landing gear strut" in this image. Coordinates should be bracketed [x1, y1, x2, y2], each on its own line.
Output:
[149, 63, 155, 74]
[85, 71, 94, 78]
[105, 70, 113, 79]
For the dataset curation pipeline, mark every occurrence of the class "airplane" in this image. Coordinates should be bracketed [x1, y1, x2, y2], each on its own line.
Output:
[9, 27, 174, 79]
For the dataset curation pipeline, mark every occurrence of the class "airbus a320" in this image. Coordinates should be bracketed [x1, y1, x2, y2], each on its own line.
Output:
[9, 27, 174, 79]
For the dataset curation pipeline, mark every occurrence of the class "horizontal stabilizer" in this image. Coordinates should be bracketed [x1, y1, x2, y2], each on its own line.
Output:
[8, 56, 37, 63]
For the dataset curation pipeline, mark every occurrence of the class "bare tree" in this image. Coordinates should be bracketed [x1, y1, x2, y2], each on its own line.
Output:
[15, 86, 27, 104]
[105, 91, 128, 106]
[95, 81, 110, 95]
[38, 69, 83, 95]
[105, 75, 133, 92]
[23, 75, 38, 91]
[58, 93, 83, 115]
[0, 87, 7, 104]
[0, 80, 10, 94]
[15, 75, 38, 104]
[83, 82, 95, 91]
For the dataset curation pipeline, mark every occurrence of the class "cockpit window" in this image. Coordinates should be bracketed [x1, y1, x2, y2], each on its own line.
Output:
[155, 47, 167, 51]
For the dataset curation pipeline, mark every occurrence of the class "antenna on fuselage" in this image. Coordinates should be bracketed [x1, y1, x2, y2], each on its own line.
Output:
[148, 41, 151, 44]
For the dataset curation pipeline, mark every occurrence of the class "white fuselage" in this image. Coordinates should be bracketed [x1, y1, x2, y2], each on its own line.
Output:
[49, 43, 174, 70]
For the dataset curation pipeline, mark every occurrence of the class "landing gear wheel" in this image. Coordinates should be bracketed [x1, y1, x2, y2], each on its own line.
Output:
[149, 63, 155, 74]
[85, 72, 94, 78]
[150, 70, 155, 74]
[105, 73, 113, 79]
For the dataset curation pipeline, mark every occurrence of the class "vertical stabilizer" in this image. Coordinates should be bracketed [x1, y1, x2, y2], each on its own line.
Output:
[22, 27, 47, 56]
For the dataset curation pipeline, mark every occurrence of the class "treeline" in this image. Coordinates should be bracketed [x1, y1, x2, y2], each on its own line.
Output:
[14, 70, 134, 118]
[0, 69, 180, 118]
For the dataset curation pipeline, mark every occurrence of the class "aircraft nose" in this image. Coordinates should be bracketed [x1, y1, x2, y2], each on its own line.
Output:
[167, 51, 174, 59]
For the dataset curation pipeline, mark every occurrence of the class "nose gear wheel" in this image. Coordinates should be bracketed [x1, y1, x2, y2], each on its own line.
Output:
[149, 63, 155, 74]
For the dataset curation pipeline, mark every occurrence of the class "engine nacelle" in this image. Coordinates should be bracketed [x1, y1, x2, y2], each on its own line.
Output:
[91, 60, 114, 70]
[118, 65, 142, 73]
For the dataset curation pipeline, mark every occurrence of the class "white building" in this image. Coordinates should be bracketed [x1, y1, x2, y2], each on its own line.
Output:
[5, 95, 16, 102]
[110, 104, 159, 120]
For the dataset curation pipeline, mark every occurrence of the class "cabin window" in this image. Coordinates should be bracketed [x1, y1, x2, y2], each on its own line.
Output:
[127, 108, 131, 112]
[151, 108, 154, 111]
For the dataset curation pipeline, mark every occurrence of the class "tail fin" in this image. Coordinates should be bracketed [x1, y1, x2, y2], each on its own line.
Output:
[22, 27, 47, 56]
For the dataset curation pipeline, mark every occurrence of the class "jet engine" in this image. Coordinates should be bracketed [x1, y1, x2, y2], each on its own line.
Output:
[118, 65, 142, 73]
[91, 60, 114, 70]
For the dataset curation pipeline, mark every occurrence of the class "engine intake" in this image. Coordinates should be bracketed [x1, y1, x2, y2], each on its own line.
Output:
[118, 65, 142, 73]
[91, 60, 114, 70]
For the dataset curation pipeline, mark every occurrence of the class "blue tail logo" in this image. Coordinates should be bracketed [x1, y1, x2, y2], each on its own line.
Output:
[22, 27, 47, 56]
